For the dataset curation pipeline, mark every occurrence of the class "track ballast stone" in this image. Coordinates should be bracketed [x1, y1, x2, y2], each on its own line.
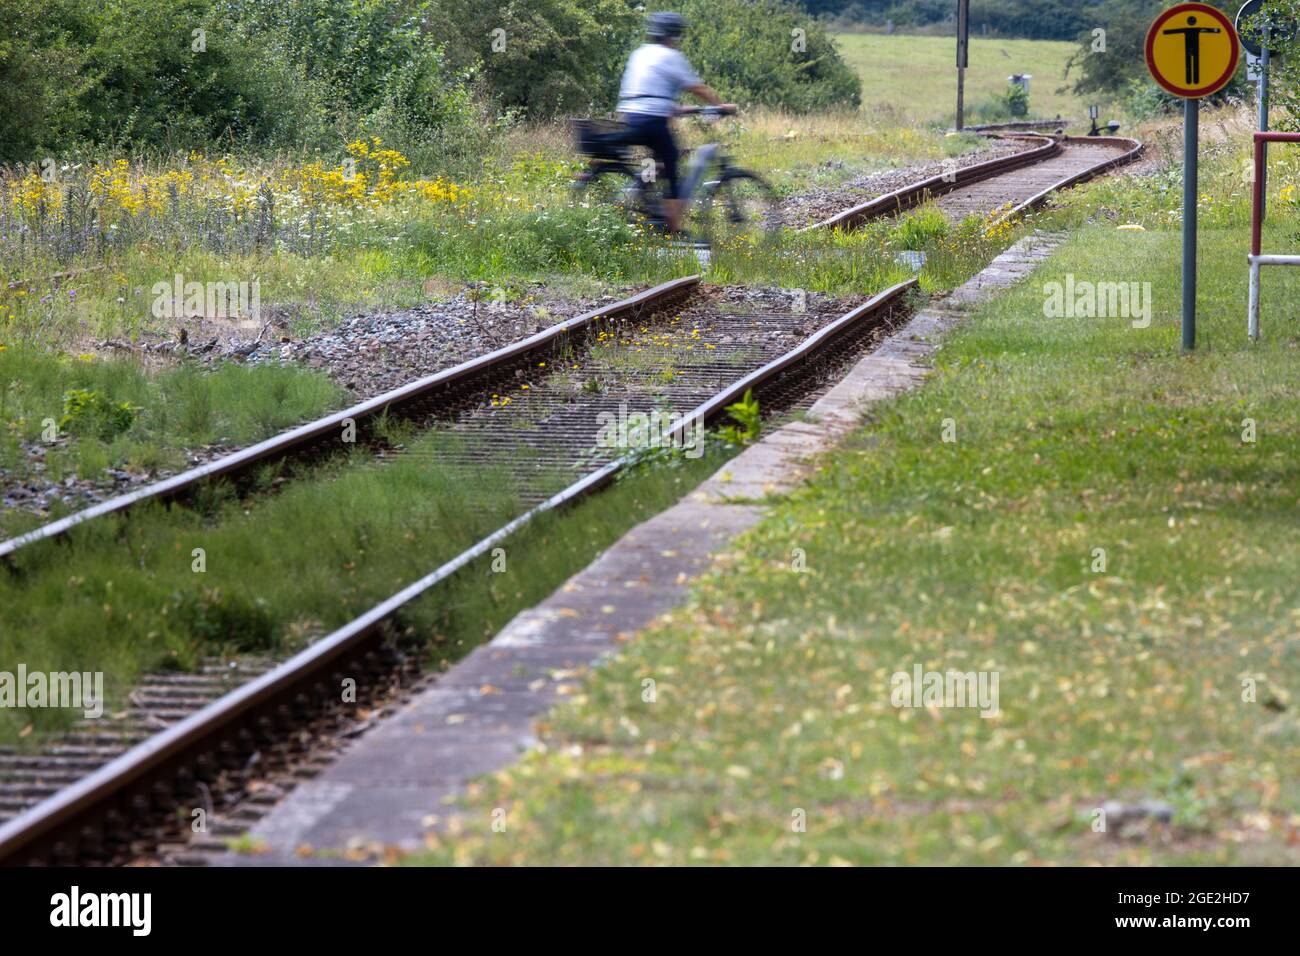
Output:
[206, 233, 1065, 866]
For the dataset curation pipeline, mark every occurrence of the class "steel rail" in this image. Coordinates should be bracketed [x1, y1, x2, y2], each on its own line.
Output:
[989, 135, 1145, 224]
[0, 127, 1142, 863]
[803, 134, 1061, 232]
[0, 275, 701, 564]
[0, 278, 915, 865]
[805, 133, 1144, 233]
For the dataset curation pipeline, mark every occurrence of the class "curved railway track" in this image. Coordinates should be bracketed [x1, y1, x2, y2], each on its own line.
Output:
[807, 133, 1142, 231]
[0, 128, 1142, 866]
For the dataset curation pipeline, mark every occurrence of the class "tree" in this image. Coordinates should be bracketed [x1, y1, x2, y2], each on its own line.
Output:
[1240, 0, 1300, 130]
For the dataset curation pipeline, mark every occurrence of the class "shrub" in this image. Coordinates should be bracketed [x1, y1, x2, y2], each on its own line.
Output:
[431, 0, 641, 117]
[0, 0, 95, 162]
[1002, 83, 1030, 118]
[676, 0, 861, 112]
[0, 0, 492, 165]
[891, 206, 950, 250]
[59, 388, 138, 441]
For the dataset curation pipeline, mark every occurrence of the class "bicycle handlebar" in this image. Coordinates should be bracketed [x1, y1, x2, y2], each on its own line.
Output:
[675, 105, 738, 117]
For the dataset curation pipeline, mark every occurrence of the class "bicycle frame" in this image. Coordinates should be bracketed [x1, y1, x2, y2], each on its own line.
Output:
[579, 142, 728, 217]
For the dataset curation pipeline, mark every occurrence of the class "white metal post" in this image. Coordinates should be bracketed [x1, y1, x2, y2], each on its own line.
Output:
[1248, 257, 1262, 340]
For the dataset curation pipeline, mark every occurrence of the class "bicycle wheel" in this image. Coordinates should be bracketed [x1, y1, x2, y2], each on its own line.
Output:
[694, 170, 781, 249]
[572, 165, 653, 227]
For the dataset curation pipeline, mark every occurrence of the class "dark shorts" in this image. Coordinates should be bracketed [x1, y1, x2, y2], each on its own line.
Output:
[620, 113, 680, 199]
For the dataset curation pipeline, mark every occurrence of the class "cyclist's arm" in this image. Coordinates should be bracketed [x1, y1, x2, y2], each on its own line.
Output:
[684, 83, 735, 112]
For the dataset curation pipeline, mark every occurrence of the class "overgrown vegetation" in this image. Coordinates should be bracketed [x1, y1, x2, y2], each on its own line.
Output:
[677, 0, 861, 112]
[0, 348, 342, 523]
[0, 425, 735, 746]
[407, 120, 1300, 866]
[0, 0, 860, 166]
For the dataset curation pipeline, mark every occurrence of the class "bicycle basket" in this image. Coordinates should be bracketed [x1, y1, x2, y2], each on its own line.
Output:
[572, 118, 628, 160]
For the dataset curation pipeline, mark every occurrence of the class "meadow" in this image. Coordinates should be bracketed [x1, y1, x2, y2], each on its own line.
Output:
[834, 32, 1095, 126]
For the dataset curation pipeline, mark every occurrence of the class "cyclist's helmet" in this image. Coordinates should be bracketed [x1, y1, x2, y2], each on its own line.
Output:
[647, 11, 686, 42]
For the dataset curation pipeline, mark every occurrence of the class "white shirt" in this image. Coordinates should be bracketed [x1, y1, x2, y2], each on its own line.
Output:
[617, 44, 701, 117]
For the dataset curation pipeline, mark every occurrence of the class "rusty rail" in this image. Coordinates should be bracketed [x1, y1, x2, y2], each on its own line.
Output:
[0, 278, 914, 866]
[0, 276, 701, 564]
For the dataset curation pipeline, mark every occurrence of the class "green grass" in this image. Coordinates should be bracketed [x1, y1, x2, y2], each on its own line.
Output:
[2, 113, 993, 349]
[685, 112, 989, 198]
[835, 32, 1094, 126]
[0, 412, 734, 746]
[406, 167, 1300, 866]
[0, 349, 344, 533]
[708, 202, 1019, 295]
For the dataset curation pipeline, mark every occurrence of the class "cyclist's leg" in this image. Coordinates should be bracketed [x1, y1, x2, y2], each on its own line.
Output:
[623, 114, 681, 232]
[650, 119, 683, 232]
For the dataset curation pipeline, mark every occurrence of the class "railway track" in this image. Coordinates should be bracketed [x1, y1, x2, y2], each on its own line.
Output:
[0, 128, 1141, 866]
[0, 277, 915, 864]
[807, 133, 1142, 231]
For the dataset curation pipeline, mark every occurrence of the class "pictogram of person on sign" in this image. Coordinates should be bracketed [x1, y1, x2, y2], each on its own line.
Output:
[1162, 15, 1222, 85]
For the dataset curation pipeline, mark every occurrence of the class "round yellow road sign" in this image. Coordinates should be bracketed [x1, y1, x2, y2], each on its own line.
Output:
[1146, 3, 1241, 98]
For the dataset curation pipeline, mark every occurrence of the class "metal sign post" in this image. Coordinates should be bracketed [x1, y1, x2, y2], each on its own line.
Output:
[1183, 98, 1199, 352]
[1237, 0, 1299, 220]
[1259, 35, 1270, 210]
[1145, 3, 1241, 352]
[956, 0, 970, 129]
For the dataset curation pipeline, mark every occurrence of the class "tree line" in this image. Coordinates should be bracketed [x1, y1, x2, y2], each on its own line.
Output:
[0, 0, 860, 167]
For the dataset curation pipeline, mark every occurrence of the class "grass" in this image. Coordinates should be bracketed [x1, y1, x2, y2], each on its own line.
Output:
[0, 416, 735, 746]
[0, 120, 1018, 499]
[683, 111, 990, 197]
[0, 201, 1016, 535]
[1, 111, 968, 349]
[0, 106, 1016, 359]
[0, 349, 343, 533]
[834, 32, 1094, 126]
[708, 202, 1020, 295]
[405, 135, 1300, 866]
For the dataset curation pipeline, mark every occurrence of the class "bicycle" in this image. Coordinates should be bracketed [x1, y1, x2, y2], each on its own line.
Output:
[571, 106, 781, 250]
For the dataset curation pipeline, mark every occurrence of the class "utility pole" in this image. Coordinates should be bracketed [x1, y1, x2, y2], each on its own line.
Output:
[956, 0, 970, 129]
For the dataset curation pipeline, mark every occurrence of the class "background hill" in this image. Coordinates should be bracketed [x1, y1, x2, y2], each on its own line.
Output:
[804, 0, 1164, 43]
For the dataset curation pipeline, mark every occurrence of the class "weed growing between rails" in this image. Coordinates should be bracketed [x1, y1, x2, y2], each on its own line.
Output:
[0, 424, 738, 748]
[401, 443, 736, 672]
[706, 203, 1025, 295]
[0, 429, 539, 747]
[407, 223, 1300, 866]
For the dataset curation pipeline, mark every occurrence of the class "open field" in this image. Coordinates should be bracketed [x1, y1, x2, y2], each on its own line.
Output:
[835, 32, 1093, 126]
[406, 114, 1300, 866]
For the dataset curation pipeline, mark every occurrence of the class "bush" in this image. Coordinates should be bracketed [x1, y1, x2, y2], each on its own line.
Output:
[59, 388, 138, 441]
[1243, 0, 1300, 132]
[676, 0, 861, 112]
[0, 0, 493, 166]
[0, 0, 94, 162]
[1002, 83, 1030, 117]
[431, 0, 641, 117]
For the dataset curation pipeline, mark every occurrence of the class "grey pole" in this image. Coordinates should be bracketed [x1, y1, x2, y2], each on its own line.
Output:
[1183, 97, 1198, 352]
[957, 67, 965, 129]
[1258, 28, 1271, 215]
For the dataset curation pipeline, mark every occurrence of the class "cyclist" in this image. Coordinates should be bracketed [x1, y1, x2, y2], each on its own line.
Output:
[616, 12, 734, 235]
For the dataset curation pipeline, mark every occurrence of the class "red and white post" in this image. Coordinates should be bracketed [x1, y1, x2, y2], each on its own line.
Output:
[1249, 131, 1300, 340]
